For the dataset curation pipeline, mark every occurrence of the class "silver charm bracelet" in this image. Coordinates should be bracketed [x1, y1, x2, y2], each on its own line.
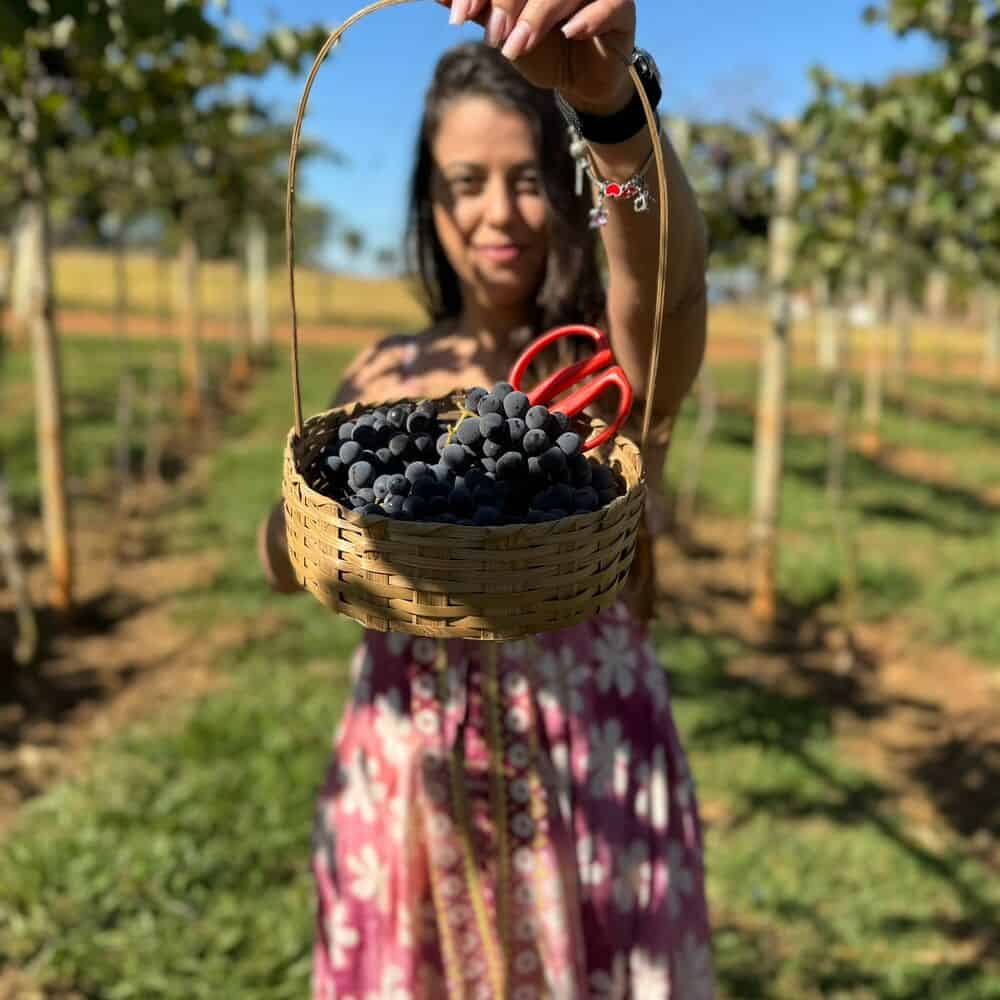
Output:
[568, 124, 661, 229]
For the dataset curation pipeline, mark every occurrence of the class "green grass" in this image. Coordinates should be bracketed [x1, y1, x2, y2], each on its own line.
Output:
[1, 345, 998, 997]
[671, 365, 1000, 661]
[1, 336, 230, 510]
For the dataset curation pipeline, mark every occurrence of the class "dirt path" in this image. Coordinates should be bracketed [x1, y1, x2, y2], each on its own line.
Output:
[655, 517, 1000, 869]
[0, 401, 277, 833]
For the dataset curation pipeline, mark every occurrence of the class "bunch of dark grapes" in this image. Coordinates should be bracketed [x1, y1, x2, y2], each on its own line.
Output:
[311, 383, 623, 525]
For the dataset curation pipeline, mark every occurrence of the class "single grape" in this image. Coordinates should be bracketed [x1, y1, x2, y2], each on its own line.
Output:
[551, 411, 570, 434]
[556, 432, 583, 457]
[539, 447, 567, 476]
[523, 428, 550, 456]
[383, 494, 406, 516]
[348, 495, 367, 509]
[527, 455, 544, 480]
[496, 451, 524, 480]
[464, 468, 486, 490]
[464, 387, 488, 411]
[591, 464, 615, 491]
[479, 412, 506, 442]
[372, 409, 388, 422]
[506, 417, 527, 449]
[492, 381, 514, 400]
[389, 434, 411, 458]
[415, 400, 438, 420]
[430, 462, 452, 484]
[525, 405, 550, 430]
[481, 456, 498, 474]
[502, 390, 530, 419]
[414, 434, 436, 457]
[356, 413, 376, 428]
[402, 495, 428, 519]
[339, 440, 362, 465]
[477, 393, 503, 417]
[338, 421, 356, 442]
[442, 443, 467, 471]
[428, 495, 449, 516]
[359, 503, 384, 517]
[553, 483, 575, 510]
[456, 417, 483, 448]
[406, 410, 432, 435]
[436, 432, 451, 455]
[348, 461, 374, 490]
[405, 461, 430, 483]
[325, 455, 344, 476]
[482, 439, 505, 459]
[573, 487, 600, 512]
[352, 423, 379, 449]
[411, 477, 439, 500]
[388, 474, 410, 496]
[373, 474, 392, 500]
[473, 506, 500, 525]
[375, 447, 394, 468]
[356, 488, 376, 504]
[569, 453, 593, 487]
[450, 485, 475, 516]
[387, 405, 409, 429]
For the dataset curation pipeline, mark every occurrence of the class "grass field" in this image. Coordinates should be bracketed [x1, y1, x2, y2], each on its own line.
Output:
[1, 246, 993, 373]
[1, 324, 998, 998]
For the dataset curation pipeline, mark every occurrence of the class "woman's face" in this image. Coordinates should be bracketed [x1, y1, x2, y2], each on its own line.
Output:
[429, 96, 549, 316]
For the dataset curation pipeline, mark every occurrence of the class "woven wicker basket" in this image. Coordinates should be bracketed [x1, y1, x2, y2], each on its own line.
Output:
[283, 395, 646, 639]
[281, 0, 670, 639]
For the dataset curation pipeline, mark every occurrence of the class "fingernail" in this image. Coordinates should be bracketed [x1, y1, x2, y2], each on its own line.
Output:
[501, 21, 533, 60]
[562, 14, 586, 38]
[449, 0, 469, 25]
[486, 9, 510, 47]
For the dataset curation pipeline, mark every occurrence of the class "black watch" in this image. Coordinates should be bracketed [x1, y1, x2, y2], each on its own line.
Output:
[555, 48, 662, 145]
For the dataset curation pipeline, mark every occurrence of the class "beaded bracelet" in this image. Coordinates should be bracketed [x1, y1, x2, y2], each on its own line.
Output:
[568, 124, 661, 229]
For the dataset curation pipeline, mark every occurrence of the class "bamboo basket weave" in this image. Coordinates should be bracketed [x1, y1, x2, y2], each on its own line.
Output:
[281, 0, 670, 640]
[284, 396, 645, 639]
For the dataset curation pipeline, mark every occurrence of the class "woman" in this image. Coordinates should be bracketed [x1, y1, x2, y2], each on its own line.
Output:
[261, 2, 713, 996]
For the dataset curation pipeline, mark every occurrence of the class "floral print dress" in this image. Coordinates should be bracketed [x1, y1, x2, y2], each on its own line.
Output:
[311, 603, 715, 999]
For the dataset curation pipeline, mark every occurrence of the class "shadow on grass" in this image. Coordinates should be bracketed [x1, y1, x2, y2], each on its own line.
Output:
[663, 615, 1000, 979]
[714, 408, 998, 535]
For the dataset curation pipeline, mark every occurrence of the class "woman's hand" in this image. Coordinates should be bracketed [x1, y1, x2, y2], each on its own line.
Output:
[442, 0, 637, 116]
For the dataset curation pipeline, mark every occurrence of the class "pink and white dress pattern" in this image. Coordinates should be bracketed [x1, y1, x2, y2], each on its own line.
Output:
[312, 604, 715, 999]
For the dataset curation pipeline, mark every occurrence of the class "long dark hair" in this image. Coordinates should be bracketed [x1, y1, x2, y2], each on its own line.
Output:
[406, 42, 605, 332]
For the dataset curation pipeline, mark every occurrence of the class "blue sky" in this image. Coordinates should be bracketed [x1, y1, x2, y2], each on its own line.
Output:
[227, 1, 938, 272]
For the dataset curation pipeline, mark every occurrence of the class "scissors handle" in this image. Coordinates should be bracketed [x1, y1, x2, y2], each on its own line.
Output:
[556, 367, 634, 451]
[508, 324, 634, 452]
[509, 324, 609, 399]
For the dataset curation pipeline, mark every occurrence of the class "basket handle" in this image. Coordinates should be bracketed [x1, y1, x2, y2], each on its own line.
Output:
[286, 0, 669, 450]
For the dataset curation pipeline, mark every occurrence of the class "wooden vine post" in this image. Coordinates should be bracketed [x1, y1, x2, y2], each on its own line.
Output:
[246, 211, 271, 364]
[862, 269, 888, 453]
[24, 164, 74, 613]
[177, 217, 204, 423]
[749, 131, 799, 625]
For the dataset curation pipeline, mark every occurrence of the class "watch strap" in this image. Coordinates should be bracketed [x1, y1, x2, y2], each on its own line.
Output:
[555, 52, 662, 145]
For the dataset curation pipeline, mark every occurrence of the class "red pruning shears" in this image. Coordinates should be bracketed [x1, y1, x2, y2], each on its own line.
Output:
[509, 325, 634, 451]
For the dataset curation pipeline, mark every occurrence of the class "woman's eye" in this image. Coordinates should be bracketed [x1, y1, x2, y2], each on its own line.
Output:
[516, 176, 541, 193]
[449, 176, 481, 193]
